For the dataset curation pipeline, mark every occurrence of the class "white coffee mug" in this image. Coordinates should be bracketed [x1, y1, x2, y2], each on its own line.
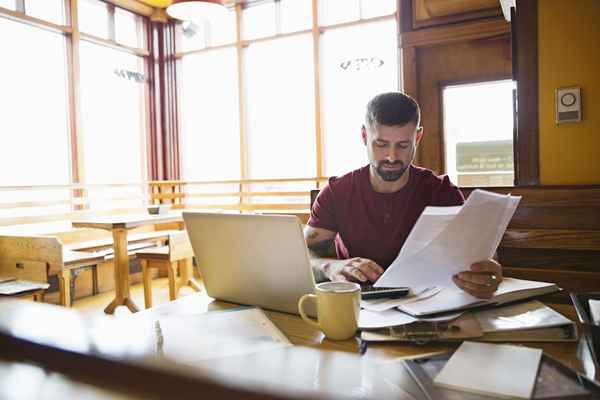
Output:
[298, 282, 361, 340]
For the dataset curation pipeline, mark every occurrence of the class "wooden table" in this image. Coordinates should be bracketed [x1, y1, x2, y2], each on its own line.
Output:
[72, 213, 183, 314]
[0, 294, 597, 400]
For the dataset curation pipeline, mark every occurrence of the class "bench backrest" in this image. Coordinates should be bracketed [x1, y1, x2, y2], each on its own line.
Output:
[168, 231, 194, 262]
[0, 235, 64, 281]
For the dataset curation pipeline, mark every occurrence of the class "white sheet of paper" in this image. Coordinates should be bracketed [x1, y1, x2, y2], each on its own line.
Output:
[375, 190, 520, 289]
[434, 341, 542, 399]
[359, 309, 416, 329]
[361, 286, 443, 312]
[589, 299, 600, 325]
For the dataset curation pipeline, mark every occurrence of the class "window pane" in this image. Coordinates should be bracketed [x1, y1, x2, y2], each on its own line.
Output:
[209, 7, 236, 46]
[245, 35, 316, 180]
[79, 42, 147, 184]
[443, 80, 515, 187]
[26, 0, 64, 25]
[0, 19, 70, 186]
[243, 1, 276, 40]
[115, 7, 142, 48]
[361, 0, 396, 18]
[180, 48, 240, 181]
[321, 20, 398, 177]
[319, 0, 360, 26]
[0, 0, 15, 11]
[280, 0, 312, 33]
[78, 0, 109, 38]
[177, 20, 207, 52]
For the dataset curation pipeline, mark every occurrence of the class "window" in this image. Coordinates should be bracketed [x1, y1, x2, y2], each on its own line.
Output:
[25, 0, 64, 25]
[443, 80, 515, 187]
[79, 41, 147, 184]
[242, 1, 276, 40]
[0, 0, 15, 11]
[180, 48, 240, 181]
[321, 20, 399, 177]
[245, 34, 316, 180]
[280, 0, 311, 33]
[115, 7, 142, 48]
[78, 0, 109, 38]
[0, 18, 70, 186]
[319, 0, 360, 26]
[176, 6, 236, 51]
[361, 0, 397, 19]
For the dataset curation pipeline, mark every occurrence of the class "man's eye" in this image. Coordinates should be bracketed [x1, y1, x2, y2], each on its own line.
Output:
[375, 142, 387, 148]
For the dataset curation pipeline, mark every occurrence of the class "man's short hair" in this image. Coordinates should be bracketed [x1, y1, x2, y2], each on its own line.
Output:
[365, 92, 421, 130]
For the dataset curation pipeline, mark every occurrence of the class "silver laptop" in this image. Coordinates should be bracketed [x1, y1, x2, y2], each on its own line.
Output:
[182, 212, 316, 316]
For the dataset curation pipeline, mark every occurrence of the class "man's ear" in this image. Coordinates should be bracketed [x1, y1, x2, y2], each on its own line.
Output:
[415, 126, 424, 147]
[361, 125, 367, 146]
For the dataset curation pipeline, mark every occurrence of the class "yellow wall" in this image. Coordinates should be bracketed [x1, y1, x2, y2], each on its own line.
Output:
[538, 0, 600, 184]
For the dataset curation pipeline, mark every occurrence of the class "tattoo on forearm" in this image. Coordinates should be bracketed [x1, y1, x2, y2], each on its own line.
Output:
[308, 239, 336, 258]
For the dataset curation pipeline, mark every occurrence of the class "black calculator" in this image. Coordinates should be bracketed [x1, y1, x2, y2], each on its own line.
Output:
[360, 285, 410, 300]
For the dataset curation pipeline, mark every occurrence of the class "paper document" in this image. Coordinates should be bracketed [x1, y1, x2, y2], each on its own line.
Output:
[375, 189, 520, 289]
[156, 307, 291, 364]
[434, 341, 542, 399]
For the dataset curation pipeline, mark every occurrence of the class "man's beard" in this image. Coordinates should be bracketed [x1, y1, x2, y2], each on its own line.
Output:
[376, 161, 409, 182]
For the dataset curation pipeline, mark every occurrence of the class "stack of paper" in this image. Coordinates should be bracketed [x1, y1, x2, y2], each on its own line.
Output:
[375, 189, 521, 289]
[434, 341, 542, 399]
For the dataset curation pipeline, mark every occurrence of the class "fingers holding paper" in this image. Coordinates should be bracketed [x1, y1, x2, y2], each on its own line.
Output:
[453, 259, 503, 299]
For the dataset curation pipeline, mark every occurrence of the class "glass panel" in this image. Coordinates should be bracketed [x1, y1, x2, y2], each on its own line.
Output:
[208, 6, 236, 46]
[243, 1, 276, 40]
[0, 0, 15, 11]
[319, 0, 360, 26]
[180, 48, 240, 181]
[361, 0, 396, 19]
[78, 0, 109, 39]
[245, 34, 316, 180]
[0, 18, 70, 186]
[443, 80, 515, 187]
[25, 0, 64, 25]
[321, 20, 398, 177]
[177, 20, 207, 52]
[280, 0, 311, 33]
[79, 41, 147, 184]
[115, 7, 141, 48]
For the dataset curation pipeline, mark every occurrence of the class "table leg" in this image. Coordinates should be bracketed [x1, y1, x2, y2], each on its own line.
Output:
[104, 228, 140, 314]
[179, 258, 202, 292]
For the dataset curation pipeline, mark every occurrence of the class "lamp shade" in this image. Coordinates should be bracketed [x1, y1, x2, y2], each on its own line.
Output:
[166, 0, 227, 22]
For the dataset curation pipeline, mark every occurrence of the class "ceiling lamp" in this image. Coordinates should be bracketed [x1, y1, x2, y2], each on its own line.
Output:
[166, 0, 227, 22]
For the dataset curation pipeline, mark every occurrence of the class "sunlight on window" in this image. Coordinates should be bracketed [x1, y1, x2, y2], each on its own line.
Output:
[245, 34, 316, 180]
[319, 0, 360, 26]
[26, 0, 64, 25]
[0, 18, 70, 186]
[115, 7, 141, 48]
[180, 47, 240, 181]
[280, 0, 312, 33]
[79, 41, 146, 184]
[361, 0, 396, 18]
[321, 20, 398, 177]
[78, 0, 109, 38]
[0, 0, 15, 11]
[243, 1, 276, 40]
[443, 80, 515, 187]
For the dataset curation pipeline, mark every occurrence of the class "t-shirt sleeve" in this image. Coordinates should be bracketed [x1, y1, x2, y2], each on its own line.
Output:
[307, 180, 338, 232]
[432, 175, 465, 206]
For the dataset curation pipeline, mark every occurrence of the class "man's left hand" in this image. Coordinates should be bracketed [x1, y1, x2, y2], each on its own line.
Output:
[452, 259, 503, 299]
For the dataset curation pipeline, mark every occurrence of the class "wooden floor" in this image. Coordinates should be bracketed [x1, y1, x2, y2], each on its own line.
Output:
[71, 278, 201, 318]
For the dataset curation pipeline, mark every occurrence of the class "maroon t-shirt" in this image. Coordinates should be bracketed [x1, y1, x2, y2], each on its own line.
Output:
[308, 165, 464, 269]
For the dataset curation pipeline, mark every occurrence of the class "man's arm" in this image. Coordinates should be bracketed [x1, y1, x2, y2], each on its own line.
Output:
[303, 225, 383, 283]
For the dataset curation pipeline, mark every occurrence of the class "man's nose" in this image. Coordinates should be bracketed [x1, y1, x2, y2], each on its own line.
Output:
[386, 148, 398, 162]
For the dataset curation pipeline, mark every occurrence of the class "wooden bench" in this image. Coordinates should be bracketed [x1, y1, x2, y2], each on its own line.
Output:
[0, 236, 105, 306]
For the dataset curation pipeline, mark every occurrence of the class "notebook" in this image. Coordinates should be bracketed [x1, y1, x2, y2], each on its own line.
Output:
[475, 300, 577, 342]
[433, 341, 542, 399]
[397, 277, 559, 317]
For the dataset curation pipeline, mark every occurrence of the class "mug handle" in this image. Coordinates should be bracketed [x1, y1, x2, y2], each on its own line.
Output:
[298, 294, 319, 328]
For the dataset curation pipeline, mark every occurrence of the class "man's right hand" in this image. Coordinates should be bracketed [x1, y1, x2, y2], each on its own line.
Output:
[324, 257, 384, 283]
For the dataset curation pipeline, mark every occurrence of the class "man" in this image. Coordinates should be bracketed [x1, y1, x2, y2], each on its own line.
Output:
[304, 92, 502, 299]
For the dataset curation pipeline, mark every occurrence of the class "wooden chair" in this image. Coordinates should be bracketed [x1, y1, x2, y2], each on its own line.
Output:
[0, 236, 105, 307]
[137, 231, 201, 308]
